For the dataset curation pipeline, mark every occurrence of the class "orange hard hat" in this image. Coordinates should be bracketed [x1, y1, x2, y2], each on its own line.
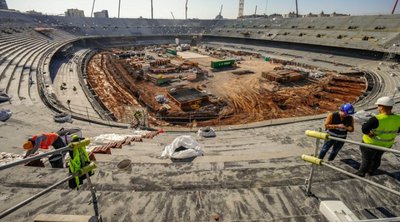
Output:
[23, 140, 33, 150]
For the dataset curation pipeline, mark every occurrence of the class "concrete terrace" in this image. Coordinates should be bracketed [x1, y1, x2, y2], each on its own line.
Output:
[0, 10, 400, 222]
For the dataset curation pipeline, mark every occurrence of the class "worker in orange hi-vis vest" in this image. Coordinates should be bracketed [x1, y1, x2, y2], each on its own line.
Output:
[22, 133, 67, 159]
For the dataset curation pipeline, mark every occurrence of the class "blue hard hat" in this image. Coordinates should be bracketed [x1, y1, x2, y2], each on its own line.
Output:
[340, 103, 355, 115]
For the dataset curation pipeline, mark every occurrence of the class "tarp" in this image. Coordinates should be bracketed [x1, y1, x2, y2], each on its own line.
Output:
[197, 127, 216, 138]
[161, 135, 204, 159]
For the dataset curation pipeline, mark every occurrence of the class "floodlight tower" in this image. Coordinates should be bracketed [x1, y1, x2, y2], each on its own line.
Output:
[118, 0, 121, 18]
[238, 0, 244, 18]
[185, 0, 189, 20]
[151, 0, 154, 19]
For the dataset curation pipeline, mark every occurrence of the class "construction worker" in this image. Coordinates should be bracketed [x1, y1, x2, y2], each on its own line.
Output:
[68, 135, 93, 189]
[318, 103, 355, 161]
[23, 132, 67, 159]
[356, 96, 400, 177]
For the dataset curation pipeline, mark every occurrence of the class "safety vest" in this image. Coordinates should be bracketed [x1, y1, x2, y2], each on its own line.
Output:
[363, 113, 400, 148]
[326, 112, 352, 138]
[32, 133, 58, 149]
[69, 139, 92, 189]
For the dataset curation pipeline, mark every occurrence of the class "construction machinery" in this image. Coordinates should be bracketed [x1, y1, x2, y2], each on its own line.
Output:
[170, 11, 175, 19]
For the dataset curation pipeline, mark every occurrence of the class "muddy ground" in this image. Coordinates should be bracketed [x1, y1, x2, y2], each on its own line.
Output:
[86, 50, 366, 127]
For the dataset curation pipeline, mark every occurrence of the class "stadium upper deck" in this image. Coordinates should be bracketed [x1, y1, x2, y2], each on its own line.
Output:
[0, 10, 399, 55]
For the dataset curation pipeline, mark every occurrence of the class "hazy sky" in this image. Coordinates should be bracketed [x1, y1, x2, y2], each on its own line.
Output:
[6, 0, 399, 19]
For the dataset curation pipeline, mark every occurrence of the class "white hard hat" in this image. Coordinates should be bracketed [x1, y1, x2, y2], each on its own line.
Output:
[375, 96, 394, 107]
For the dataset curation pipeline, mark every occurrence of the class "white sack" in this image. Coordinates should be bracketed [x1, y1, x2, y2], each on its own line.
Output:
[161, 135, 204, 159]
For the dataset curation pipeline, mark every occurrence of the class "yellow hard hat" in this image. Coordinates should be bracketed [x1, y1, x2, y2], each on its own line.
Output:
[23, 140, 33, 150]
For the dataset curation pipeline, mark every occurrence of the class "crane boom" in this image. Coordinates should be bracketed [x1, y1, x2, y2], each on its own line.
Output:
[219, 5, 223, 16]
[170, 11, 175, 19]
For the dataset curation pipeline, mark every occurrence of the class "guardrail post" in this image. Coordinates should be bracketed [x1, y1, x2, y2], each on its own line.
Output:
[305, 127, 322, 196]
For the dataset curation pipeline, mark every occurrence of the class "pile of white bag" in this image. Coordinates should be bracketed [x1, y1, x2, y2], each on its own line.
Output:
[161, 135, 204, 159]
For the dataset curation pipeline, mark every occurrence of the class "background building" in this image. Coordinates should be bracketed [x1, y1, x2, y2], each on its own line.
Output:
[65, 8, 85, 17]
[0, 0, 8, 10]
[94, 10, 109, 18]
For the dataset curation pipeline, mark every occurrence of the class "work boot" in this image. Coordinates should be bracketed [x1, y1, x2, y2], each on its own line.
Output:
[355, 171, 365, 177]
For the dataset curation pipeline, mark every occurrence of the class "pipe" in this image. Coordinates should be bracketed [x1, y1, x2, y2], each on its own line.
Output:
[305, 128, 321, 195]
[302, 154, 400, 197]
[305, 130, 400, 155]
[0, 146, 71, 171]
[0, 175, 74, 219]
[323, 161, 400, 196]
[0, 163, 97, 219]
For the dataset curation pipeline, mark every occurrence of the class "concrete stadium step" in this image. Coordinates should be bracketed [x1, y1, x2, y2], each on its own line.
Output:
[6, 41, 51, 104]
[1, 157, 400, 221]
[0, 184, 324, 222]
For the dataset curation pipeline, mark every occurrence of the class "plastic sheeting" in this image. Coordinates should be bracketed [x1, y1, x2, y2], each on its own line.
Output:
[197, 127, 216, 138]
[91, 131, 147, 144]
[161, 135, 204, 159]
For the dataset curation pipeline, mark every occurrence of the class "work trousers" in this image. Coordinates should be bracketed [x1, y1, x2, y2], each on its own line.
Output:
[318, 139, 345, 161]
[358, 145, 385, 175]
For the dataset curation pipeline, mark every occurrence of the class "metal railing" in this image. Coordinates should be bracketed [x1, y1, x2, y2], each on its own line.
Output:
[303, 130, 400, 197]
[0, 140, 101, 221]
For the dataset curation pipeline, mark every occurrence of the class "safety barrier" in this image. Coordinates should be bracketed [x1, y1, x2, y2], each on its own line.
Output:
[0, 139, 101, 221]
[303, 130, 400, 197]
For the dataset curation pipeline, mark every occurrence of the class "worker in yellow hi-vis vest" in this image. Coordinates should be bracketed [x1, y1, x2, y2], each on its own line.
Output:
[357, 96, 400, 177]
[68, 135, 94, 189]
